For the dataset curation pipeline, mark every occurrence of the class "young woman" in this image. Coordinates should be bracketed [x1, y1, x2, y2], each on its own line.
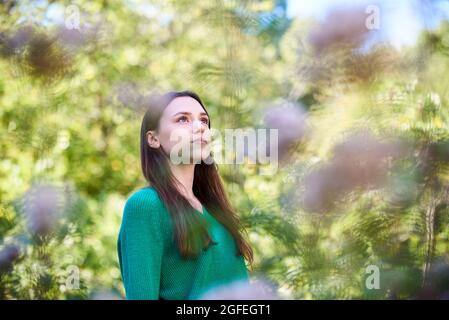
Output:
[117, 90, 254, 300]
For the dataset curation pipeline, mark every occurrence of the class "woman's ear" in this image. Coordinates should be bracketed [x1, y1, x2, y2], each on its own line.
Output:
[146, 130, 160, 149]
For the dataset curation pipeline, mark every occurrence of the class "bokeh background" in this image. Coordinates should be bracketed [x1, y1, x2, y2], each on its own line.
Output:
[2, 0, 449, 299]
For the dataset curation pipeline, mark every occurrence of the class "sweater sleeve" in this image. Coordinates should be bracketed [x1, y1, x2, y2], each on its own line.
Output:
[118, 190, 164, 300]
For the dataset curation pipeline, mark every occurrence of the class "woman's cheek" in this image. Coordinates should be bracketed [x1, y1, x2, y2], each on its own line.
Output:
[201, 144, 212, 160]
[162, 127, 194, 161]
[161, 126, 186, 148]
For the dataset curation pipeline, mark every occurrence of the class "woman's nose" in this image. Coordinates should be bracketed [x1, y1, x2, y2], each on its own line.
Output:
[192, 119, 205, 133]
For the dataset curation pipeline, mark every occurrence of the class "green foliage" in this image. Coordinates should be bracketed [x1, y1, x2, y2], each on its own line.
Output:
[1, 1, 449, 300]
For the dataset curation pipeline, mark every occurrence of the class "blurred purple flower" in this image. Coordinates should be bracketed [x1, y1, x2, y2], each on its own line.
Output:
[308, 7, 372, 54]
[263, 101, 307, 163]
[21, 183, 70, 237]
[303, 131, 411, 213]
[0, 25, 35, 57]
[90, 289, 122, 300]
[55, 20, 105, 52]
[115, 82, 143, 109]
[56, 27, 86, 51]
[0, 244, 21, 275]
[199, 278, 280, 300]
[8, 25, 35, 51]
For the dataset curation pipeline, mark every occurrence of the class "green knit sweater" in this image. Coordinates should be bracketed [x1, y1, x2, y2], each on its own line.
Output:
[117, 186, 250, 300]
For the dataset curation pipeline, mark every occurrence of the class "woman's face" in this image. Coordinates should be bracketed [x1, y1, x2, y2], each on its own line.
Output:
[147, 96, 211, 164]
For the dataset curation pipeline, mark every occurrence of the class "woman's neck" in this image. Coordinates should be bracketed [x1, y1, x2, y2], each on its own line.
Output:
[169, 163, 196, 199]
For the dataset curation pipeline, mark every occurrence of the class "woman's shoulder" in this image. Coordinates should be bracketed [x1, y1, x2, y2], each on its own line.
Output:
[123, 186, 165, 219]
[119, 186, 169, 249]
[126, 186, 160, 202]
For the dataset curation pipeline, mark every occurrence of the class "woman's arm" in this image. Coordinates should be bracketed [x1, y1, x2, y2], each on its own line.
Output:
[118, 190, 164, 300]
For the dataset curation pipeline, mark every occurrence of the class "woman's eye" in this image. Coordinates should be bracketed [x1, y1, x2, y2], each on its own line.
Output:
[177, 116, 189, 123]
[201, 118, 209, 125]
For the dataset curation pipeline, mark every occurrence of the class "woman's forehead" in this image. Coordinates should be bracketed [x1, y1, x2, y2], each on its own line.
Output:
[164, 96, 205, 116]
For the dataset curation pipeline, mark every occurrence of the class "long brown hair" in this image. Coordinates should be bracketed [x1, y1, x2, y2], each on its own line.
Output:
[140, 90, 253, 270]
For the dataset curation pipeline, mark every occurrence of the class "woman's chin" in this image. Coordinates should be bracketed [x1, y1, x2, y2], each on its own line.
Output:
[191, 146, 211, 164]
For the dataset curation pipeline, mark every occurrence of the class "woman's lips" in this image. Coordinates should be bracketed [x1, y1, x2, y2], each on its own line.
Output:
[191, 139, 209, 145]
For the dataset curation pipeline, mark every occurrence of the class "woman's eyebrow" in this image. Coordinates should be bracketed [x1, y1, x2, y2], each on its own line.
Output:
[172, 111, 209, 117]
